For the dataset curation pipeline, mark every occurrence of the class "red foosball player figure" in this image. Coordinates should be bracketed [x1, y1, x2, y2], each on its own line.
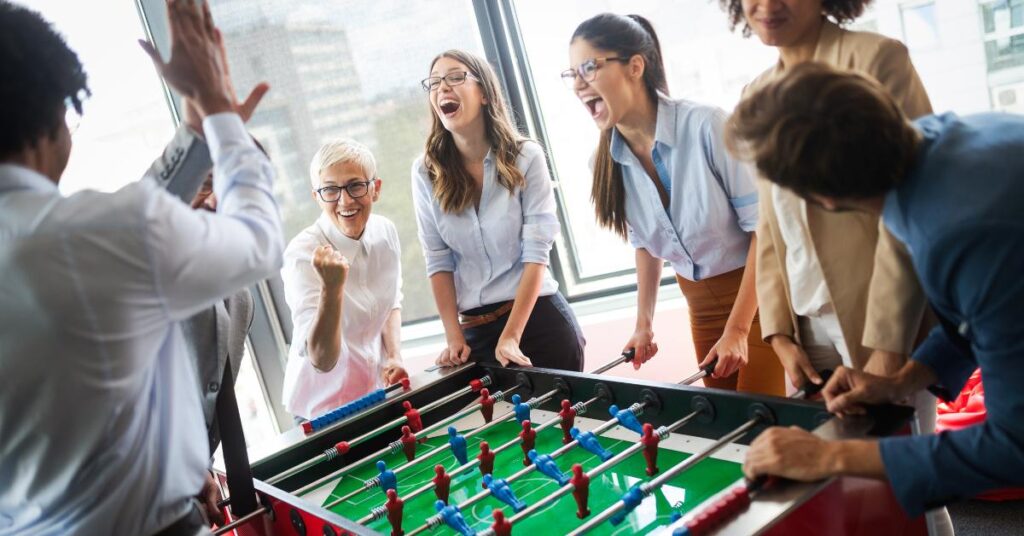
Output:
[491, 508, 513, 536]
[518, 420, 536, 467]
[385, 489, 404, 536]
[558, 399, 576, 445]
[641, 423, 660, 476]
[479, 388, 495, 423]
[400, 425, 417, 462]
[478, 440, 496, 487]
[433, 464, 452, 504]
[403, 401, 426, 443]
[570, 463, 590, 519]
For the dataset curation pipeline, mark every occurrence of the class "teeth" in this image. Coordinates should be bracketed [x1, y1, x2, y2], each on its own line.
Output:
[339, 209, 357, 217]
[582, 96, 601, 104]
[440, 98, 459, 105]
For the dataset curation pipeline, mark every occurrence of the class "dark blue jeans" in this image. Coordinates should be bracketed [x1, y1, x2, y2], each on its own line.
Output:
[462, 291, 585, 371]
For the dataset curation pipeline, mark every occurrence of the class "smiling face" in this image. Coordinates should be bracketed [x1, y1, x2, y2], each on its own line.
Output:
[314, 160, 380, 240]
[567, 38, 646, 131]
[742, 0, 824, 48]
[428, 56, 488, 135]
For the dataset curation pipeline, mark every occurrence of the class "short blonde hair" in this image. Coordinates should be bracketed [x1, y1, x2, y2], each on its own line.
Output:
[308, 138, 377, 188]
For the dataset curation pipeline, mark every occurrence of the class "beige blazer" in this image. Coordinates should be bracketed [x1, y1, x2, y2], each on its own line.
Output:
[744, 21, 933, 370]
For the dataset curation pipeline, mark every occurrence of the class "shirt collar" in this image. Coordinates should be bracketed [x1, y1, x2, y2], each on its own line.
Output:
[610, 93, 677, 164]
[315, 212, 365, 260]
[0, 164, 60, 195]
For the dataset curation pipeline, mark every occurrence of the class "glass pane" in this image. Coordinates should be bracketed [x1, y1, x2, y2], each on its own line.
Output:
[901, 2, 939, 49]
[234, 343, 278, 448]
[208, 0, 484, 322]
[27, 0, 175, 195]
[512, 1, 776, 282]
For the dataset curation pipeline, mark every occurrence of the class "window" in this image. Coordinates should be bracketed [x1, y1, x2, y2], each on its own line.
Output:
[981, 0, 1024, 72]
[510, 1, 775, 294]
[28, 0, 174, 195]
[206, 0, 485, 324]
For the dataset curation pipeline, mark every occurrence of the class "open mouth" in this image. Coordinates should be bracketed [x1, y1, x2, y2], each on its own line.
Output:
[439, 99, 461, 116]
[582, 95, 606, 119]
[338, 208, 360, 219]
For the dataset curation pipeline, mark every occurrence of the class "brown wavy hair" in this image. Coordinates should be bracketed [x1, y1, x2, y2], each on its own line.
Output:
[571, 13, 668, 239]
[726, 62, 919, 199]
[719, 0, 873, 37]
[423, 49, 528, 214]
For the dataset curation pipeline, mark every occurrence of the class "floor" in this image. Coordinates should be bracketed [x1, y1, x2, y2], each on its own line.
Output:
[948, 499, 1024, 536]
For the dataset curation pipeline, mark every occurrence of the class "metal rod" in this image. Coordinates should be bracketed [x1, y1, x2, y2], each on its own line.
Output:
[589, 349, 634, 375]
[282, 379, 494, 491]
[211, 505, 268, 535]
[322, 385, 545, 509]
[470, 410, 703, 536]
[568, 416, 763, 536]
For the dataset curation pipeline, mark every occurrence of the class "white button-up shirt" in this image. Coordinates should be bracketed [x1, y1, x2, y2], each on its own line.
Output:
[611, 96, 759, 281]
[281, 213, 402, 420]
[772, 184, 831, 317]
[412, 141, 560, 312]
[0, 114, 283, 536]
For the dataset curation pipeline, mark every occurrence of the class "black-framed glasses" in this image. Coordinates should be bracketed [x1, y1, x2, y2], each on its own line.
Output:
[315, 180, 374, 202]
[560, 57, 627, 89]
[421, 71, 480, 92]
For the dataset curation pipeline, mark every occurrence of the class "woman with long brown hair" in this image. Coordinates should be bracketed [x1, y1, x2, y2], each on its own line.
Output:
[565, 13, 784, 395]
[412, 49, 584, 371]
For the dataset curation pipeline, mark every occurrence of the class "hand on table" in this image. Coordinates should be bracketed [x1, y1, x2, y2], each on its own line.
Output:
[495, 336, 532, 368]
[742, 426, 835, 482]
[624, 328, 658, 370]
[701, 326, 749, 379]
[436, 335, 471, 367]
[382, 357, 409, 385]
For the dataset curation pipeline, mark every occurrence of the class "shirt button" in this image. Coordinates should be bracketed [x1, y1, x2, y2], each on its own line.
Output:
[207, 381, 220, 393]
[957, 321, 970, 338]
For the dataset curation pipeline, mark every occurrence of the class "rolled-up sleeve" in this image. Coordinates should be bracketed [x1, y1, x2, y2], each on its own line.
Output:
[149, 113, 283, 320]
[702, 109, 759, 232]
[518, 142, 560, 265]
[411, 158, 456, 275]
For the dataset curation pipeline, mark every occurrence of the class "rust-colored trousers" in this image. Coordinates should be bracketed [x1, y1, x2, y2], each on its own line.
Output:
[676, 268, 785, 396]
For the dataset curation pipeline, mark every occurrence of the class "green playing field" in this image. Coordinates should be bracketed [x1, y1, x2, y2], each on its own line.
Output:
[312, 419, 743, 535]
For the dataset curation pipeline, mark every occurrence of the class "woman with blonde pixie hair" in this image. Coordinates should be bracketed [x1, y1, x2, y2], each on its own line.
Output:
[281, 138, 407, 421]
[412, 49, 585, 371]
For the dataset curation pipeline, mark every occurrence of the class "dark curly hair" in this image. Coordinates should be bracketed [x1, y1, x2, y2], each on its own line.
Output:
[718, 0, 873, 37]
[0, 1, 89, 159]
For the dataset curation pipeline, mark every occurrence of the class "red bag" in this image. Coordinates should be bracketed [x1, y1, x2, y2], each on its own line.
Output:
[935, 369, 1024, 501]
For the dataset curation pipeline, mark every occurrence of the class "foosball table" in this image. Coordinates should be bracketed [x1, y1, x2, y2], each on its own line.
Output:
[212, 355, 926, 536]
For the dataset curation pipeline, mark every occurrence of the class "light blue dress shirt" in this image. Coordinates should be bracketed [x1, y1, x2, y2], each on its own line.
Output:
[0, 114, 282, 535]
[611, 96, 759, 281]
[412, 140, 559, 312]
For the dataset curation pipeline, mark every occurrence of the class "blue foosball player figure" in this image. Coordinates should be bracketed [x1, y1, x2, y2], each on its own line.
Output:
[527, 449, 569, 486]
[511, 394, 531, 425]
[377, 460, 397, 495]
[570, 427, 613, 461]
[448, 426, 468, 465]
[609, 404, 643, 435]
[435, 499, 475, 536]
[483, 474, 527, 512]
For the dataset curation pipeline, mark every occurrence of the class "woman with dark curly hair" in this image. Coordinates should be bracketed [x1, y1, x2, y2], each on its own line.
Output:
[726, 3, 952, 533]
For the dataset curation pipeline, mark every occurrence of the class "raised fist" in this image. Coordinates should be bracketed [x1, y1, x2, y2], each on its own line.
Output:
[311, 245, 349, 290]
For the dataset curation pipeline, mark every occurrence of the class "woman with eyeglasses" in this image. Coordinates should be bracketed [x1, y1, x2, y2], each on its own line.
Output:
[280, 138, 409, 422]
[564, 13, 784, 395]
[412, 49, 585, 371]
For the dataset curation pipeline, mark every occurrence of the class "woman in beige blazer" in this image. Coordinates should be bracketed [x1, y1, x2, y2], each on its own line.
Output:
[721, 0, 932, 392]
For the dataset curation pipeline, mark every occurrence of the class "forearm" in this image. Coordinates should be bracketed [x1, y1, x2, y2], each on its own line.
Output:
[500, 263, 546, 341]
[429, 272, 463, 341]
[635, 248, 662, 330]
[828, 439, 887, 479]
[724, 234, 759, 335]
[894, 359, 939, 398]
[307, 285, 344, 371]
[381, 308, 402, 361]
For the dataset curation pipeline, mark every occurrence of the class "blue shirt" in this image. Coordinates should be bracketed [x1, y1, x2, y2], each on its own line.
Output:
[0, 114, 283, 535]
[878, 112, 1024, 516]
[412, 141, 559, 312]
[610, 96, 759, 281]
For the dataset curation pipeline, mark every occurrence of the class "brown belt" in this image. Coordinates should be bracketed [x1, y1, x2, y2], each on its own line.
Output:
[459, 301, 514, 329]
